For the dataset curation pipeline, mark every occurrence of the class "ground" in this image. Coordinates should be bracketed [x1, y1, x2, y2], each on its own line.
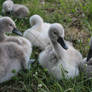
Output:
[0, 0, 92, 92]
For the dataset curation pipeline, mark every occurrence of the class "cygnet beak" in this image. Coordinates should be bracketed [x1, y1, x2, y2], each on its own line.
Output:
[1, 11, 11, 16]
[57, 37, 68, 50]
[12, 28, 23, 36]
[6, 11, 11, 15]
[87, 49, 92, 61]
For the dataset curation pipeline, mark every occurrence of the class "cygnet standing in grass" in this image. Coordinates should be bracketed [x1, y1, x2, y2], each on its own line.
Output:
[38, 23, 83, 80]
[23, 15, 51, 50]
[2, 0, 29, 18]
[0, 17, 32, 83]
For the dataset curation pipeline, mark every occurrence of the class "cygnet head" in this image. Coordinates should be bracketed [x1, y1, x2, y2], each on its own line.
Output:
[0, 17, 22, 36]
[87, 37, 92, 61]
[2, 0, 14, 14]
[29, 15, 43, 26]
[49, 23, 68, 50]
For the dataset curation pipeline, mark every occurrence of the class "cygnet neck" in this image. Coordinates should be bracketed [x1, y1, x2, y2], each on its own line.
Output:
[32, 23, 43, 32]
[30, 16, 43, 31]
[51, 41, 65, 59]
[0, 32, 6, 42]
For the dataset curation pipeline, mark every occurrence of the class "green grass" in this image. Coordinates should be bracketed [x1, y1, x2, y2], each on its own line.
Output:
[0, 0, 92, 92]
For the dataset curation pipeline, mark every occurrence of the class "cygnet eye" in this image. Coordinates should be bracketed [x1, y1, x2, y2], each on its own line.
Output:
[9, 24, 12, 27]
[54, 31, 57, 35]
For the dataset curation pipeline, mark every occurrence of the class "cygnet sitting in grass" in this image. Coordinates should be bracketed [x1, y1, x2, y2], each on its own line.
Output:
[24, 14, 52, 50]
[39, 23, 83, 80]
[40, 0, 45, 5]
[80, 37, 92, 78]
[2, 0, 29, 18]
[0, 17, 32, 83]
[2, 0, 14, 14]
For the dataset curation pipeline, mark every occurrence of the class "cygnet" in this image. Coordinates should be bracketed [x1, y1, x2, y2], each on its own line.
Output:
[2, 0, 29, 18]
[39, 23, 83, 80]
[24, 14, 52, 50]
[0, 17, 32, 83]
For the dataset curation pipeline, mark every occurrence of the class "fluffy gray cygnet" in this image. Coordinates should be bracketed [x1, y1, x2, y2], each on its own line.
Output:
[2, 0, 30, 18]
[0, 17, 32, 83]
[80, 37, 92, 78]
[24, 14, 52, 50]
[39, 23, 83, 80]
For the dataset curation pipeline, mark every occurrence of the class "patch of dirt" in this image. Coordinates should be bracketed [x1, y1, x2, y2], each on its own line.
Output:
[65, 27, 91, 56]
[65, 27, 90, 44]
